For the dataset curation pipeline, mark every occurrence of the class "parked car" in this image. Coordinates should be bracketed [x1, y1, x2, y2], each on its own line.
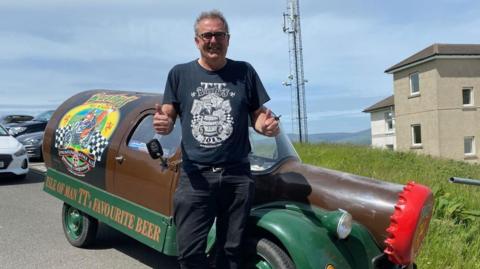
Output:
[7, 110, 54, 137]
[16, 131, 44, 160]
[42, 90, 434, 269]
[0, 114, 33, 125]
[0, 124, 29, 179]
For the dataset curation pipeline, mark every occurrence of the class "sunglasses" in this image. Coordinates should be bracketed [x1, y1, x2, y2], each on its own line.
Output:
[197, 31, 229, 41]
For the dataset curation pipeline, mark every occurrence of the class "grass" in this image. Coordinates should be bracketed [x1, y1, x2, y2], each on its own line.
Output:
[294, 143, 480, 269]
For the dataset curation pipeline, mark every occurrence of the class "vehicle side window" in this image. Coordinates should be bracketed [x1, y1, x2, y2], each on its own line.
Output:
[127, 115, 182, 158]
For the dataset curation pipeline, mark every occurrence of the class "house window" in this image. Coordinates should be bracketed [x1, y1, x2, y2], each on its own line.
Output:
[385, 111, 395, 132]
[462, 88, 473, 106]
[409, 72, 420, 95]
[464, 136, 475, 155]
[386, 144, 394, 150]
[411, 124, 422, 146]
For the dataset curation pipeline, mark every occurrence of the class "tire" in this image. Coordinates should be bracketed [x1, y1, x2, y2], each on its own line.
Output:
[16, 173, 27, 180]
[62, 203, 98, 247]
[245, 237, 295, 269]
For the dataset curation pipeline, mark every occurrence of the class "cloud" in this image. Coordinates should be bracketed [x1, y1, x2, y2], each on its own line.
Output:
[1, 0, 480, 133]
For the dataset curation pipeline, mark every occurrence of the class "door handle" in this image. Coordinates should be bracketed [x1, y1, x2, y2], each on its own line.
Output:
[115, 156, 124, 163]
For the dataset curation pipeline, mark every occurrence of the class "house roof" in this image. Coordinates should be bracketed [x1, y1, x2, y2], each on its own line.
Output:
[363, 95, 394, 113]
[385, 43, 480, 73]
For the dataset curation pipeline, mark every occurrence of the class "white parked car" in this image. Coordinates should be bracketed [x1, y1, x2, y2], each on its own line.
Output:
[0, 124, 29, 179]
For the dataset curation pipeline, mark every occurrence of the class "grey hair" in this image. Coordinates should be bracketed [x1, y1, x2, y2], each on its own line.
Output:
[194, 10, 229, 35]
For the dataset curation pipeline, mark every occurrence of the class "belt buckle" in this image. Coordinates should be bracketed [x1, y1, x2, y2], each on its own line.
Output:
[211, 167, 223, 173]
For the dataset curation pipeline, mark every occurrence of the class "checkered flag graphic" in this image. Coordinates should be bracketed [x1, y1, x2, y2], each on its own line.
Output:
[55, 125, 72, 148]
[87, 131, 108, 161]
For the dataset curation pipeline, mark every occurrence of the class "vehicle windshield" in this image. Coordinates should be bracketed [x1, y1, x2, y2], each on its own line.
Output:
[249, 126, 300, 173]
[0, 125, 8, 136]
[34, 110, 54, 122]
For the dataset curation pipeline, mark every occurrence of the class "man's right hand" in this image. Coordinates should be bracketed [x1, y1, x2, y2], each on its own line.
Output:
[153, 104, 173, 135]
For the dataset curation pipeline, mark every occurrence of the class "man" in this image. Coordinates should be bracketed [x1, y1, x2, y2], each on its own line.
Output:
[153, 10, 279, 269]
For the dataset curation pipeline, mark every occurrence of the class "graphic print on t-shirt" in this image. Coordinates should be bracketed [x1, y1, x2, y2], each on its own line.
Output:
[191, 82, 235, 148]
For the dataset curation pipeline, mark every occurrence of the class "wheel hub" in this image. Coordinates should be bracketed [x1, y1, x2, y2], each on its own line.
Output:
[66, 208, 83, 238]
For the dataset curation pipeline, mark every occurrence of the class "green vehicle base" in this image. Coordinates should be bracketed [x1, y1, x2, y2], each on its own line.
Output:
[44, 168, 385, 268]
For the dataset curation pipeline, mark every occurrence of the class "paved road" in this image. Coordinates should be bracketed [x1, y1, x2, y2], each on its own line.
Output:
[0, 165, 179, 269]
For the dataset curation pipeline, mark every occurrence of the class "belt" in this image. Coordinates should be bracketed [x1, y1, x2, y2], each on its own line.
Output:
[184, 159, 250, 173]
[211, 167, 224, 173]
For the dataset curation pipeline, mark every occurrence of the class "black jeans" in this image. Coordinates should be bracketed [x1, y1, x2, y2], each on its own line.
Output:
[173, 163, 254, 269]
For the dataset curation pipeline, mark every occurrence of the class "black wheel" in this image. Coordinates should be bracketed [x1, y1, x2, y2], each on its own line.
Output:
[245, 237, 295, 269]
[62, 203, 98, 247]
[16, 173, 27, 180]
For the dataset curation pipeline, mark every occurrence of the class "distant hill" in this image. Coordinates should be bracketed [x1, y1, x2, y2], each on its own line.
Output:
[288, 129, 371, 145]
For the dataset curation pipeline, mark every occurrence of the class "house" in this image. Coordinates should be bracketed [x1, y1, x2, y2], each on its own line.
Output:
[367, 43, 480, 162]
[363, 95, 395, 150]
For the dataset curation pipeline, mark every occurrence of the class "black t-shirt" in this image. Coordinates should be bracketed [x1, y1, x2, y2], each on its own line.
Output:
[162, 59, 270, 166]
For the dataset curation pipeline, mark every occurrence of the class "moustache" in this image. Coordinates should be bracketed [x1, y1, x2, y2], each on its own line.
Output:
[207, 44, 222, 50]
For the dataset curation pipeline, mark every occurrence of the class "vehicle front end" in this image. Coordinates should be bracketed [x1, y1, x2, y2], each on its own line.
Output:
[16, 131, 44, 159]
[248, 127, 433, 269]
[0, 125, 29, 178]
[250, 201, 423, 269]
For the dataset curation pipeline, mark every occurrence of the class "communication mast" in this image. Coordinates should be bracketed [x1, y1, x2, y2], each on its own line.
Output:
[283, 0, 308, 143]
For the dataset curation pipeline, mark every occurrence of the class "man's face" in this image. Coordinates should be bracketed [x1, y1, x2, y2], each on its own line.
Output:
[195, 18, 229, 62]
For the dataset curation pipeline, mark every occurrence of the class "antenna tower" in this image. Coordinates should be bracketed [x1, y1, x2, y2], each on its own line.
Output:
[283, 0, 308, 143]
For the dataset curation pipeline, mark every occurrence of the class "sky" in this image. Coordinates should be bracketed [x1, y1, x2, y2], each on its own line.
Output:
[1, 0, 479, 134]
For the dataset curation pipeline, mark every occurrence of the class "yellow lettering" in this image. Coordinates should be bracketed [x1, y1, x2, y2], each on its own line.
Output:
[108, 204, 116, 220]
[92, 198, 101, 213]
[152, 225, 160, 242]
[81, 197, 150, 237]
[134, 217, 161, 241]
[63, 185, 78, 201]
[56, 182, 65, 193]
[120, 211, 127, 226]
[135, 218, 143, 233]
[141, 220, 150, 236]
[114, 207, 122, 223]
[100, 201, 110, 217]
[127, 215, 135, 230]
[120, 211, 129, 227]
[45, 177, 57, 191]
[147, 222, 156, 239]
[78, 188, 90, 206]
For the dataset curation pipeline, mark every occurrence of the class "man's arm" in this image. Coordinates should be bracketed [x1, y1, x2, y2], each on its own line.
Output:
[251, 106, 280, 137]
[153, 103, 177, 135]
